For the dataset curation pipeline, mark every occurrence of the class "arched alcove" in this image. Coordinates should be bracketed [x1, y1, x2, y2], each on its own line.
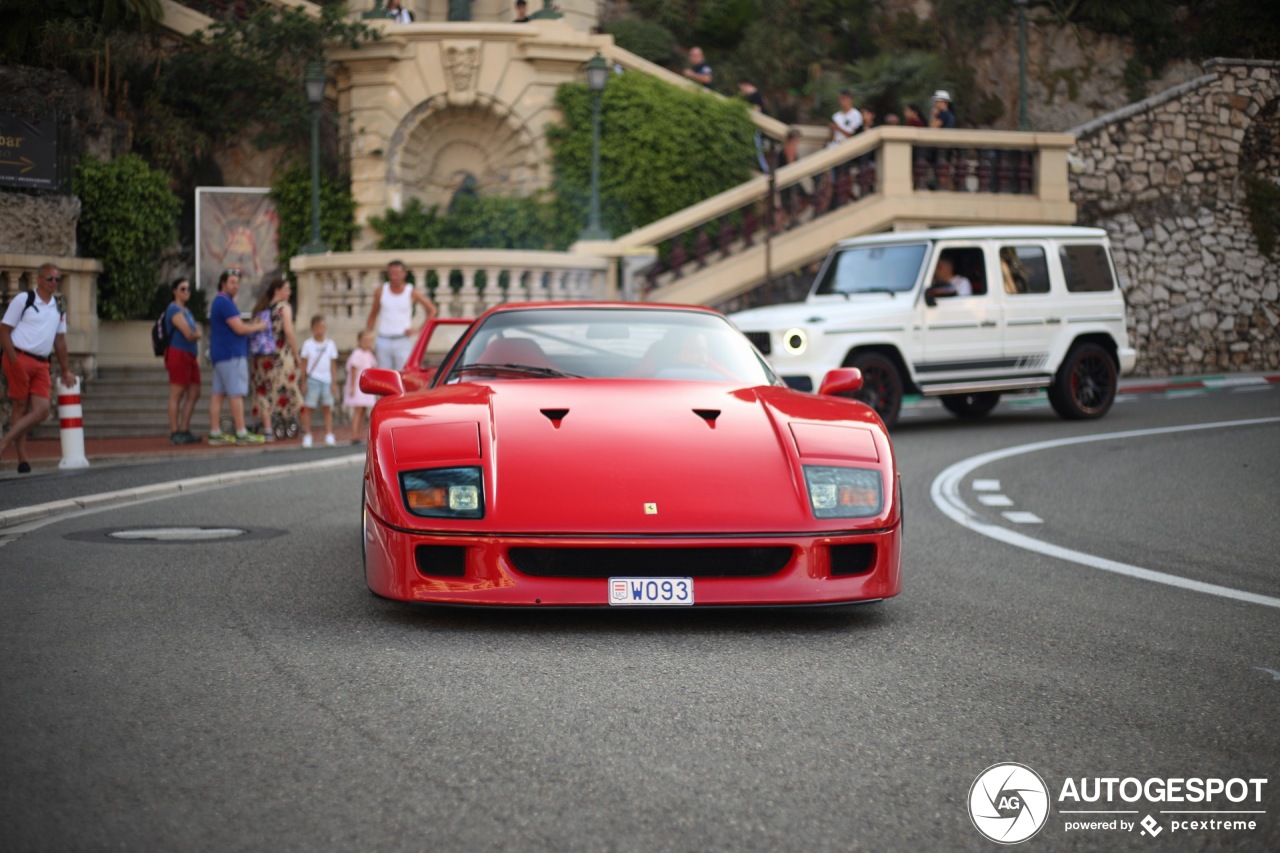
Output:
[386, 96, 544, 212]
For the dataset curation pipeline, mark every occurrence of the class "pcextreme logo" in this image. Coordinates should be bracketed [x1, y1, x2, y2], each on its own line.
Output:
[968, 764, 1270, 844]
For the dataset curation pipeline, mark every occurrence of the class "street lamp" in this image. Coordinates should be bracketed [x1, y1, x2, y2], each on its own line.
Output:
[301, 61, 329, 255]
[578, 52, 611, 242]
[1015, 0, 1030, 130]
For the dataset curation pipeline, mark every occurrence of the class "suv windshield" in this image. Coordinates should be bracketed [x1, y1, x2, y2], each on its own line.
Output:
[813, 243, 928, 296]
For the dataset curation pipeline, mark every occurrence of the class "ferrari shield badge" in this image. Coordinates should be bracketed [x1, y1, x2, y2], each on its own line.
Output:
[644, 503, 658, 515]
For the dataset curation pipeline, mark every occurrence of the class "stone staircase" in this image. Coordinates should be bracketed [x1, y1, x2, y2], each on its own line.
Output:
[33, 366, 210, 440]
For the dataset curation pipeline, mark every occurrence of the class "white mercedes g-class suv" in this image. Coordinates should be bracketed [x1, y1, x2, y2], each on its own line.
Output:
[730, 226, 1137, 428]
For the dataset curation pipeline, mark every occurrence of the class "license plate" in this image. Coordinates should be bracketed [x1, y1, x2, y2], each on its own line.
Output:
[608, 577, 694, 606]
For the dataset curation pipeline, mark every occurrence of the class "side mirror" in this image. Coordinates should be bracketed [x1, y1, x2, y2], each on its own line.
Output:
[359, 367, 404, 397]
[818, 367, 863, 396]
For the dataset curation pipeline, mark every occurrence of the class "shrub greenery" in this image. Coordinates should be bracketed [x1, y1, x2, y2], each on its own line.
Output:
[73, 154, 181, 320]
[270, 165, 360, 275]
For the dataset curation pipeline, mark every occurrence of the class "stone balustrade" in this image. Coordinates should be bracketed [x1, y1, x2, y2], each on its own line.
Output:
[289, 248, 615, 348]
[0, 254, 102, 375]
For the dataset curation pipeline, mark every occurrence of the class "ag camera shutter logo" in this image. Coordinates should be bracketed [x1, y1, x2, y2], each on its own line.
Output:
[969, 763, 1051, 844]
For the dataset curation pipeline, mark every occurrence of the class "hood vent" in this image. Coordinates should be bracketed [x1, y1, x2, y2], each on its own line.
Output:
[692, 409, 720, 426]
[540, 408, 569, 427]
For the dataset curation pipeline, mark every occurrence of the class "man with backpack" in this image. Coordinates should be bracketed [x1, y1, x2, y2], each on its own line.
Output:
[0, 262, 75, 473]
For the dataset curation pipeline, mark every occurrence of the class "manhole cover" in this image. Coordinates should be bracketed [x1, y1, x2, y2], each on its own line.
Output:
[67, 526, 286, 544]
[110, 527, 247, 541]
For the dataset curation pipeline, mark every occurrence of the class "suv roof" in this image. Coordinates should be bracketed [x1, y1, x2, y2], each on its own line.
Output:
[833, 225, 1109, 249]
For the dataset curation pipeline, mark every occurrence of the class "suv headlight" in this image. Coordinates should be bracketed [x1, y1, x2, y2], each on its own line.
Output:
[804, 466, 883, 518]
[400, 467, 484, 519]
[782, 328, 808, 355]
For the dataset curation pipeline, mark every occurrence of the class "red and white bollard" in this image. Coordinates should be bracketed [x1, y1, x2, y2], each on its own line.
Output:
[56, 376, 89, 469]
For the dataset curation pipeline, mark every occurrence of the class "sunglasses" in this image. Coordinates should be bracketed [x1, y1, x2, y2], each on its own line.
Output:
[44, 275, 62, 283]
[224, 268, 242, 276]
[177, 286, 190, 292]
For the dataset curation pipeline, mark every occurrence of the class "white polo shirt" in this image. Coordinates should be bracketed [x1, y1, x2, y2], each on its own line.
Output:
[2, 290, 67, 357]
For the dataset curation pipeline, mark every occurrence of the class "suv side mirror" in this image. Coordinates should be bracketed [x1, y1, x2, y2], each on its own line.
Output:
[818, 367, 863, 396]
[360, 367, 404, 397]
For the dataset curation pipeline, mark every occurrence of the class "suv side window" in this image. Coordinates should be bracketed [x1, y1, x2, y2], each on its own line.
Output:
[1060, 244, 1116, 292]
[932, 247, 988, 297]
[999, 246, 1050, 295]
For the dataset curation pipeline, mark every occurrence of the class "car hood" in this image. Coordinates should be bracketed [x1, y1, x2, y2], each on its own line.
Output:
[376, 380, 888, 535]
[730, 295, 905, 331]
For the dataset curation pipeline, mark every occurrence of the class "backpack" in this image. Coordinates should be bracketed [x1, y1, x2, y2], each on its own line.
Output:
[18, 289, 67, 322]
[248, 308, 276, 356]
[152, 309, 172, 356]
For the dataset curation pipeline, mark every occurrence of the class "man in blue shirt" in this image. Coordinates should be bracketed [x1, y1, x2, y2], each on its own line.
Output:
[207, 269, 268, 445]
[931, 90, 957, 128]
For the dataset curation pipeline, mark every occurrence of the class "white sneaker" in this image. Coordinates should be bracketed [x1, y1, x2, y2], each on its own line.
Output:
[324, 433, 337, 447]
[302, 434, 313, 448]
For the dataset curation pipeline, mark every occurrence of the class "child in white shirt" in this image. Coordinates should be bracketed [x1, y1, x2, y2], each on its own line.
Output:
[299, 314, 339, 447]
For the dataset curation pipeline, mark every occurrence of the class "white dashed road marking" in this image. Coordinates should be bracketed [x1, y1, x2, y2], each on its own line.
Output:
[930, 417, 1280, 610]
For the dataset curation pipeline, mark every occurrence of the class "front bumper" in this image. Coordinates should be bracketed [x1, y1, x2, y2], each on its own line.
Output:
[363, 510, 902, 607]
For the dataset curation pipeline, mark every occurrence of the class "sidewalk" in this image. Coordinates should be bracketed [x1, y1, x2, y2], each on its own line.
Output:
[2, 373, 1277, 472]
[2, 425, 365, 472]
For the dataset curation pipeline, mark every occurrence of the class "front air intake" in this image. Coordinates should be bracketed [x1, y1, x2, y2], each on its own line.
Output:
[829, 544, 875, 576]
[415, 545, 467, 577]
[509, 546, 792, 578]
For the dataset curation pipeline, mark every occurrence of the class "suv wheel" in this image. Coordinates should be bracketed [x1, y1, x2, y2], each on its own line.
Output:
[940, 392, 1001, 419]
[847, 352, 904, 428]
[1048, 343, 1117, 419]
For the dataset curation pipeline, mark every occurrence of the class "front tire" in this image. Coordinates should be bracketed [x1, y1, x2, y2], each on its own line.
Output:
[1048, 343, 1117, 419]
[940, 392, 1001, 419]
[847, 352, 904, 428]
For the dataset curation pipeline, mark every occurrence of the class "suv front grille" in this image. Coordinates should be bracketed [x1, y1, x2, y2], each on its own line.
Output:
[745, 331, 771, 355]
[509, 546, 793, 578]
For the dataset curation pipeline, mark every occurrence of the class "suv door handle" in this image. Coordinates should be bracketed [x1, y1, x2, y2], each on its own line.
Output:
[980, 320, 997, 327]
[1046, 317, 1061, 324]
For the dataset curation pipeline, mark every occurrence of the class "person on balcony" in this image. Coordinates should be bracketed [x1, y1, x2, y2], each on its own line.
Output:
[385, 0, 414, 23]
[365, 260, 438, 371]
[931, 90, 956, 128]
[514, 0, 529, 22]
[828, 89, 863, 148]
[683, 47, 713, 89]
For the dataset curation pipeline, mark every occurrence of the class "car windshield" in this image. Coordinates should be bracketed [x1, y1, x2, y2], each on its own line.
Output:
[443, 308, 778, 385]
[813, 243, 928, 296]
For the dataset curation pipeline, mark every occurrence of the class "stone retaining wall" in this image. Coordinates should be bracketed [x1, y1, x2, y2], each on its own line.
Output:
[1070, 59, 1280, 375]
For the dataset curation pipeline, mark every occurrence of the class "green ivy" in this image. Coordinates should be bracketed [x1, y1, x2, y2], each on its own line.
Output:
[549, 71, 756, 237]
[73, 154, 181, 320]
[270, 165, 360, 275]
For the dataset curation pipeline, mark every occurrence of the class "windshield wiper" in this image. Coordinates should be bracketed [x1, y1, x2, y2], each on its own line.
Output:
[455, 362, 582, 379]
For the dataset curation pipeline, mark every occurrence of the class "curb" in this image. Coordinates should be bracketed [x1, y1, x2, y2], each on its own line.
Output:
[0, 454, 363, 531]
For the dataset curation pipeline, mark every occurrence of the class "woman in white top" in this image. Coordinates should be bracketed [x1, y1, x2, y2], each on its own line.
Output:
[364, 260, 438, 370]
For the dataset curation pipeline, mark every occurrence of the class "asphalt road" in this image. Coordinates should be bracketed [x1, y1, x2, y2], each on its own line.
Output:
[1, 386, 1277, 852]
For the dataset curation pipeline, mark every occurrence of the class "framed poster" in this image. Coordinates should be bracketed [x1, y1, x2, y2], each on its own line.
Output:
[195, 187, 280, 313]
